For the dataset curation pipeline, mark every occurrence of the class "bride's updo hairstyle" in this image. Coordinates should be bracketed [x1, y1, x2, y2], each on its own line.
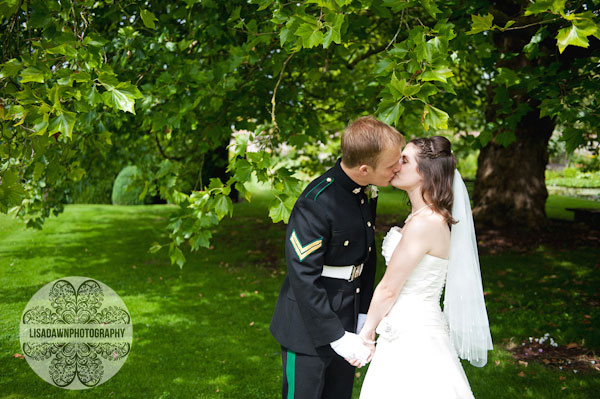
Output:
[410, 136, 457, 226]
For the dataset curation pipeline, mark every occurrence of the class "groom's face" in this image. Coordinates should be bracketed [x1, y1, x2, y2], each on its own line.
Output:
[364, 147, 402, 187]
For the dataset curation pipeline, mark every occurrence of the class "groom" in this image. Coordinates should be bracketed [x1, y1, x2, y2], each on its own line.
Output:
[270, 116, 404, 399]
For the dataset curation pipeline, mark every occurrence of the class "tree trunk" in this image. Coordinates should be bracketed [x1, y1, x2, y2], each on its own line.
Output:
[473, 1, 558, 230]
[473, 108, 554, 229]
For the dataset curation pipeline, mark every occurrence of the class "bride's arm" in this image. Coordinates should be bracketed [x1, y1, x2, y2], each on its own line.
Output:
[359, 218, 431, 342]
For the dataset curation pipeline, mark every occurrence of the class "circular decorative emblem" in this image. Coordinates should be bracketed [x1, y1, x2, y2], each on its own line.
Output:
[19, 276, 132, 389]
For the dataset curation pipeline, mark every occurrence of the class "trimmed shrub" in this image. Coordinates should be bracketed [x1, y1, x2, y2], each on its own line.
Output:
[112, 165, 144, 205]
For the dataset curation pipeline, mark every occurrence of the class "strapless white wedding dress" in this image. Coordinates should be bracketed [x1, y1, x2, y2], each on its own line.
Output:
[359, 227, 475, 399]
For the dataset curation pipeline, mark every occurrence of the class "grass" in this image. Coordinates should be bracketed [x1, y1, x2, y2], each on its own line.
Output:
[0, 189, 598, 398]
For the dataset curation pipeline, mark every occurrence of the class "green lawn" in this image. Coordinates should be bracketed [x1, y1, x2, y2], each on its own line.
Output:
[0, 190, 598, 398]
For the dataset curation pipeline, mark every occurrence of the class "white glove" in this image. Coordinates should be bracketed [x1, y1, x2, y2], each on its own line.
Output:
[356, 313, 367, 334]
[330, 331, 371, 364]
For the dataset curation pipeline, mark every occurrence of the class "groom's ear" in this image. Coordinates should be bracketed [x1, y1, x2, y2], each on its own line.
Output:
[358, 164, 369, 175]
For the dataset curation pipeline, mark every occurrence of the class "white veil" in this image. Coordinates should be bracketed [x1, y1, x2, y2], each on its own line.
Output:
[443, 169, 493, 367]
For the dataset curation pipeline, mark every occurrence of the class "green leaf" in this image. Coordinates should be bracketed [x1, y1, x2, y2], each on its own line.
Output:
[48, 110, 76, 139]
[422, 104, 449, 131]
[421, 0, 442, 18]
[377, 100, 404, 126]
[0, 169, 24, 209]
[140, 9, 158, 29]
[323, 27, 335, 49]
[72, 71, 91, 83]
[191, 230, 212, 250]
[374, 58, 395, 75]
[229, 6, 241, 21]
[33, 162, 44, 181]
[32, 114, 49, 135]
[0, 0, 20, 20]
[382, 0, 412, 12]
[5, 104, 26, 121]
[71, 167, 85, 181]
[169, 246, 186, 268]
[370, 2, 392, 18]
[495, 130, 516, 147]
[389, 74, 420, 98]
[197, 211, 219, 228]
[479, 130, 493, 147]
[269, 196, 295, 223]
[86, 85, 103, 106]
[255, 0, 274, 11]
[149, 242, 163, 254]
[235, 182, 251, 202]
[83, 33, 108, 47]
[389, 74, 406, 98]
[467, 13, 494, 35]
[208, 177, 224, 190]
[46, 43, 78, 59]
[502, 20, 516, 30]
[98, 73, 119, 90]
[295, 23, 323, 48]
[233, 159, 253, 181]
[214, 195, 233, 219]
[421, 67, 454, 83]
[330, 13, 344, 44]
[20, 67, 45, 83]
[556, 23, 592, 53]
[0, 58, 22, 79]
[525, 0, 566, 16]
[415, 83, 438, 103]
[494, 67, 520, 87]
[102, 82, 142, 114]
[562, 127, 585, 153]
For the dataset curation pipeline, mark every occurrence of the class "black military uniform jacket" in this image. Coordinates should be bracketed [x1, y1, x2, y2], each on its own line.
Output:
[270, 159, 377, 355]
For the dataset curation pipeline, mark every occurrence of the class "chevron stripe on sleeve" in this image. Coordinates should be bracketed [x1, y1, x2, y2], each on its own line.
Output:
[289, 230, 323, 261]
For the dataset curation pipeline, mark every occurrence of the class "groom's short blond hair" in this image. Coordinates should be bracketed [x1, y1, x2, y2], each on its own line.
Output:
[341, 116, 405, 168]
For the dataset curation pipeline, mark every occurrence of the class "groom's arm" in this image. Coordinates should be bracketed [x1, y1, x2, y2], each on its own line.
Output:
[285, 198, 345, 348]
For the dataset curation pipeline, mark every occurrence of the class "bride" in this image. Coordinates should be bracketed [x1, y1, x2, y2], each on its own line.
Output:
[352, 136, 493, 398]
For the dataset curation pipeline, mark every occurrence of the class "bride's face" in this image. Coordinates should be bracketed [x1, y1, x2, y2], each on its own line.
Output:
[391, 143, 422, 190]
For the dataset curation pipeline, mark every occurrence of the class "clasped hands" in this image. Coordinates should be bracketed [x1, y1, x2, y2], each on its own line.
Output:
[330, 330, 376, 368]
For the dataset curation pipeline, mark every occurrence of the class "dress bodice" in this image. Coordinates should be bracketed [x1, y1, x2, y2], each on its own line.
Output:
[377, 226, 450, 340]
[381, 226, 448, 301]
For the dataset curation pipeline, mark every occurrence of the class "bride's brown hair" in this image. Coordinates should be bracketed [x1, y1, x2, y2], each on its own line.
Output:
[410, 136, 457, 226]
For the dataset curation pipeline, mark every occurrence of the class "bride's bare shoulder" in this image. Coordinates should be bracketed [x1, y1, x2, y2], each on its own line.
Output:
[404, 210, 449, 236]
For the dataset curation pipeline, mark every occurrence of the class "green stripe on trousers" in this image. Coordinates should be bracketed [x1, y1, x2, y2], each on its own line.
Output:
[286, 350, 295, 399]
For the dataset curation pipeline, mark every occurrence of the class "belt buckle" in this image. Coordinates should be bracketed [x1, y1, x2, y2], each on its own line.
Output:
[349, 264, 363, 282]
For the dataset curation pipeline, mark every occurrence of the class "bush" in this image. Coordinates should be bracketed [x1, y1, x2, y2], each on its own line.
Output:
[112, 166, 145, 205]
[561, 167, 578, 178]
[572, 153, 600, 173]
[546, 168, 600, 188]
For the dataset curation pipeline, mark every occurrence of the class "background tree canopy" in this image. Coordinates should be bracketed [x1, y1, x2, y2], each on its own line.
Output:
[1, 0, 598, 266]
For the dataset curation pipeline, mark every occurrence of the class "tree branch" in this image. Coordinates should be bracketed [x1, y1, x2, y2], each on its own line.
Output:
[346, 44, 387, 70]
[270, 52, 295, 130]
[154, 131, 184, 161]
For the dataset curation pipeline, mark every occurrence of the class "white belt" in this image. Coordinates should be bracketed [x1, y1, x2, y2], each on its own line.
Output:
[321, 264, 363, 282]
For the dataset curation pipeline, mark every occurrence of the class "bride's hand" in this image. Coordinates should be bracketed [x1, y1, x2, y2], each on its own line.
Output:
[359, 328, 376, 345]
[359, 328, 376, 362]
